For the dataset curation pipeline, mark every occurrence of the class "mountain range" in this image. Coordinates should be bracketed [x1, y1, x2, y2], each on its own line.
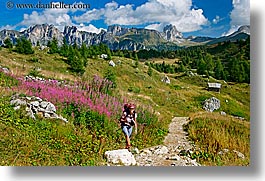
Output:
[0, 24, 250, 51]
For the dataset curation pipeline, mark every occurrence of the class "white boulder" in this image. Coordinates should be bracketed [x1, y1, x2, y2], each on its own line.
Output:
[109, 60, 116, 67]
[105, 149, 137, 166]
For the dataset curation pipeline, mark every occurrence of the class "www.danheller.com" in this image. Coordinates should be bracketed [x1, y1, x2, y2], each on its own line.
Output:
[6, 1, 90, 10]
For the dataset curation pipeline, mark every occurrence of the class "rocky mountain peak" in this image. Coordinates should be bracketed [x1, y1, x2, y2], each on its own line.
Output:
[238, 25, 250, 35]
[63, 25, 78, 34]
[23, 24, 60, 35]
[163, 24, 183, 41]
[22, 24, 63, 46]
[107, 25, 129, 36]
[0, 23, 250, 51]
[227, 25, 250, 38]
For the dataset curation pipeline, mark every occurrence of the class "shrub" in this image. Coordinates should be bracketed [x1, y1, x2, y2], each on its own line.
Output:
[147, 65, 153, 76]
[0, 72, 166, 165]
[28, 68, 43, 78]
[28, 57, 39, 63]
[128, 86, 140, 93]
[0, 70, 18, 87]
[104, 68, 117, 89]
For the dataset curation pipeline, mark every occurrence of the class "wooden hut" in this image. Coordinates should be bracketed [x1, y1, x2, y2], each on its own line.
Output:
[207, 83, 221, 92]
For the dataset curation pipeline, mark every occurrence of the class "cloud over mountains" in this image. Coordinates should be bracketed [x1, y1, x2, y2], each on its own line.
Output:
[0, 0, 250, 36]
[223, 0, 250, 36]
[74, 0, 209, 33]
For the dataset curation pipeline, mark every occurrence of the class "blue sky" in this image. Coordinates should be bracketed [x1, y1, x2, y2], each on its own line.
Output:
[0, 0, 250, 37]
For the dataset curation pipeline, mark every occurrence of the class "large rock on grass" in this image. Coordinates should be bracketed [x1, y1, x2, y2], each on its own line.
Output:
[10, 94, 67, 123]
[202, 97, 220, 112]
[105, 149, 137, 166]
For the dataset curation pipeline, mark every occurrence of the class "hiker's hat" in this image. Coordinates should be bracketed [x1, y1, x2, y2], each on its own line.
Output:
[128, 104, 135, 109]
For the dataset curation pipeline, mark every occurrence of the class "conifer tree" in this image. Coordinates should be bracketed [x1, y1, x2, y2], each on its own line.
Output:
[178, 61, 186, 72]
[23, 38, 34, 54]
[147, 64, 153, 76]
[197, 59, 206, 75]
[15, 39, 23, 53]
[67, 46, 85, 75]
[80, 43, 89, 67]
[214, 59, 225, 80]
[3, 38, 13, 49]
[106, 48, 112, 60]
[205, 53, 214, 73]
[48, 37, 58, 54]
[15, 37, 34, 54]
[60, 38, 69, 57]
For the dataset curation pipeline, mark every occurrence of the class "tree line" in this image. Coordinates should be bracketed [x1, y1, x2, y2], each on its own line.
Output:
[1, 36, 250, 83]
[2, 37, 34, 54]
[142, 38, 250, 83]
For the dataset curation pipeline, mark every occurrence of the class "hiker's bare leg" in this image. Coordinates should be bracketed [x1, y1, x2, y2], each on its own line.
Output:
[126, 135, 131, 148]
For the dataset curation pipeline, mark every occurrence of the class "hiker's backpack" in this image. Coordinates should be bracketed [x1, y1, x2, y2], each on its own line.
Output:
[120, 103, 136, 126]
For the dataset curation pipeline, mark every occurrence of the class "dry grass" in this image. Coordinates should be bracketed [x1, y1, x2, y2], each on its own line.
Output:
[149, 57, 180, 64]
[185, 112, 250, 166]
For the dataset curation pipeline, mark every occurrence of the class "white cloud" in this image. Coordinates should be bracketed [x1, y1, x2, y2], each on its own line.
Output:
[145, 23, 164, 31]
[222, 26, 238, 36]
[213, 15, 220, 24]
[74, 0, 209, 33]
[0, 24, 16, 31]
[76, 23, 104, 34]
[223, 0, 250, 36]
[2, 0, 210, 34]
[230, 0, 250, 26]
[73, 8, 105, 23]
[17, 2, 85, 31]
[19, 27, 27, 32]
[104, 3, 137, 25]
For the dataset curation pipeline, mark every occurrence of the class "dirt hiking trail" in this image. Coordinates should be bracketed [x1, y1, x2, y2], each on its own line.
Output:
[134, 117, 200, 166]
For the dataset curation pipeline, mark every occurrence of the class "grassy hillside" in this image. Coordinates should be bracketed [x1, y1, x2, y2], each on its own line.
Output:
[0, 46, 250, 166]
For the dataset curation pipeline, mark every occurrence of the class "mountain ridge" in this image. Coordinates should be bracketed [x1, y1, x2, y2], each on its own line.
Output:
[0, 24, 250, 50]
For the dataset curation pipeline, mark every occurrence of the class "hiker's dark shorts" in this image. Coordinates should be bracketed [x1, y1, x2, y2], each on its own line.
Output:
[121, 125, 133, 137]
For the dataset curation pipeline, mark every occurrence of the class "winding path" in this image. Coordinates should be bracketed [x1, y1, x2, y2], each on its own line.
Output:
[134, 117, 200, 166]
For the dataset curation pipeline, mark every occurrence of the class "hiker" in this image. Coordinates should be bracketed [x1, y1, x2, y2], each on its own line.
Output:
[120, 103, 138, 149]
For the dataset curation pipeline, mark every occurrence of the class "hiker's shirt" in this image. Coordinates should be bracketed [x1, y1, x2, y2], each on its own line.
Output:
[121, 111, 137, 126]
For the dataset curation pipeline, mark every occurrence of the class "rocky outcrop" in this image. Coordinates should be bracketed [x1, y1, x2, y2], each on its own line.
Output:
[22, 24, 64, 46]
[0, 29, 21, 45]
[63, 25, 106, 46]
[161, 75, 170, 84]
[202, 97, 221, 112]
[108, 60, 116, 67]
[0, 24, 169, 51]
[163, 24, 183, 41]
[10, 94, 68, 123]
[231, 25, 250, 37]
[0, 65, 10, 73]
[134, 145, 200, 166]
[105, 149, 137, 166]
[24, 75, 45, 82]
[100, 54, 108, 59]
[207, 25, 250, 45]
[218, 149, 246, 160]
[0, 24, 250, 50]
[107, 25, 129, 36]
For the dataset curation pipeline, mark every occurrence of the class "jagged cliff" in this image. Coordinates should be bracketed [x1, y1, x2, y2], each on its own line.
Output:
[0, 24, 250, 50]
